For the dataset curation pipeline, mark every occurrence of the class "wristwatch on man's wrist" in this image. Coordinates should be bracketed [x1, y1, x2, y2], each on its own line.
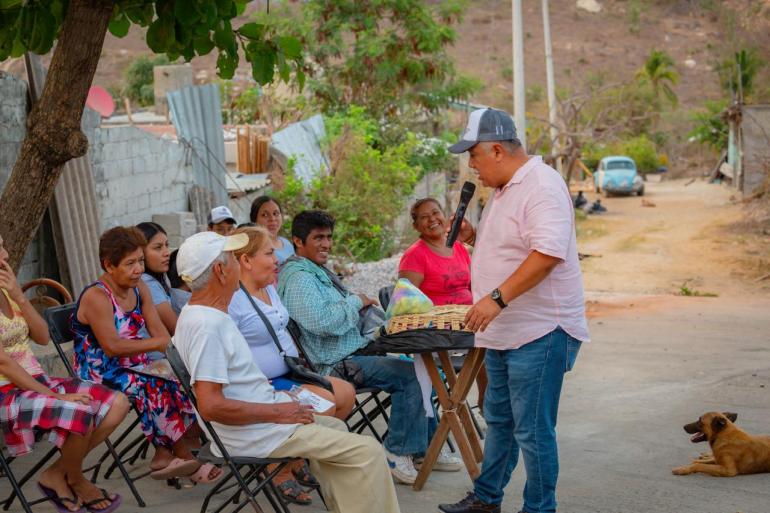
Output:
[490, 288, 507, 309]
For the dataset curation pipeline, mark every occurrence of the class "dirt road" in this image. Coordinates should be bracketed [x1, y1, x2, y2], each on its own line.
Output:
[577, 178, 770, 301]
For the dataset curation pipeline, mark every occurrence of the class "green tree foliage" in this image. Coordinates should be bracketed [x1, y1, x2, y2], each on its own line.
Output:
[636, 49, 679, 106]
[123, 54, 170, 106]
[716, 48, 764, 99]
[688, 99, 729, 153]
[0, 0, 304, 86]
[0, 0, 306, 269]
[275, 107, 422, 261]
[583, 134, 660, 174]
[266, 0, 481, 120]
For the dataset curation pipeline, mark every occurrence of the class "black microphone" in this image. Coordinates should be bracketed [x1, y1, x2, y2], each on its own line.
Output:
[446, 181, 476, 247]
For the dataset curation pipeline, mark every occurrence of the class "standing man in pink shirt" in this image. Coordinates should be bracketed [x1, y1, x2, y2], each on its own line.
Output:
[438, 109, 589, 513]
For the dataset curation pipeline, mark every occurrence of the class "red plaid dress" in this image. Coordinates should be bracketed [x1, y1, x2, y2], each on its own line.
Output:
[0, 288, 118, 456]
[0, 375, 117, 456]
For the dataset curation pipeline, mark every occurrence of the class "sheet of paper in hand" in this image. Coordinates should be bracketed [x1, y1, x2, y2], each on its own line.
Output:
[288, 386, 335, 413]
[128, 359, 178, 381]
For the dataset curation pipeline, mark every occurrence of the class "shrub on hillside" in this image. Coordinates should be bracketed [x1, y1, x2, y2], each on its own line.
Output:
[122, 54, 170, 107]
[688, 99, 729, 153]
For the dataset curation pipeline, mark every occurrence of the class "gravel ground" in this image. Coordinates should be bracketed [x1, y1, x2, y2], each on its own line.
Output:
[341, 253, 403, 300]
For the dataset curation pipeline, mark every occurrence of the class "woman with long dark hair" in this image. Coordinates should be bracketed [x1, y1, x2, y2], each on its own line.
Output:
[136, 222, 177, 335]
[250, 196, 295, 265]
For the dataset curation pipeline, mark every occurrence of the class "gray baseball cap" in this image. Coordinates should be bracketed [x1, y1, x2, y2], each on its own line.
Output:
[448, 108, 519, 154]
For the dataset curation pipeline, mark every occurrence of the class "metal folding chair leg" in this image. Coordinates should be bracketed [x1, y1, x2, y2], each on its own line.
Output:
[1, 452, 35, 513]
[1, 446, 57, 512]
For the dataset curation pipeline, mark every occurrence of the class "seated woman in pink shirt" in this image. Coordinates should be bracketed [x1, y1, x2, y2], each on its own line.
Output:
[398, 198, 472, 305]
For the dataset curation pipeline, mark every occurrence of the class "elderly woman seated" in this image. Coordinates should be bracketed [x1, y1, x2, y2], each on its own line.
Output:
[71, 227, 221, 483]
[229, 226, 355, 505]
[0, 234, 129, 513]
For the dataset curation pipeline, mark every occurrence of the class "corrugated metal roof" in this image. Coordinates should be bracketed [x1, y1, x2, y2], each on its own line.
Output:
[227, 172, 271, 194]
[167, 84, 229, 206]
[271, 114, 329, 184]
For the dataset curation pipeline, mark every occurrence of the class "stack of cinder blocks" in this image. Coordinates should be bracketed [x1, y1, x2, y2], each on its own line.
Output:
[152, 212, 197, 249]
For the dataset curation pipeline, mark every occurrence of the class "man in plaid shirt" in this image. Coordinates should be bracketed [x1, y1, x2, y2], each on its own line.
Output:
[278, 210, 462, 485]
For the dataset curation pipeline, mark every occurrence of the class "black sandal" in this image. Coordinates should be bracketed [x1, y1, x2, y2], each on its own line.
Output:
[276, 479, 312, 505]
[292, 461, 320, 488]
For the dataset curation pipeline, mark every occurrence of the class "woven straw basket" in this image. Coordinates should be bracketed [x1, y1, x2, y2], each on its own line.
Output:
[386, 305, 472, 334]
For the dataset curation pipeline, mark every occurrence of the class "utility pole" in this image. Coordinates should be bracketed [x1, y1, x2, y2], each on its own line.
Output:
[512, 0, 526, 149]
[542, 0, 561, 174]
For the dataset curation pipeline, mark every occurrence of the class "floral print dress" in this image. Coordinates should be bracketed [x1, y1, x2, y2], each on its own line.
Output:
[72, 281, 195, 448]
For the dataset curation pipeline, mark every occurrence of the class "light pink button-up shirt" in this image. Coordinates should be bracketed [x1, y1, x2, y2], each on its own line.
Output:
[471, 156, 590, 349]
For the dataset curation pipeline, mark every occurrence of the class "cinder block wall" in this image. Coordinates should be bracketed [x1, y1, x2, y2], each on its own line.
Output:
[90, 126, 195, 229]
[0, 73, 45, 283]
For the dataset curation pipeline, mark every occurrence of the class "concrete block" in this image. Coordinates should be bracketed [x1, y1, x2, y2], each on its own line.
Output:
[167, 235, 184, 249]
[153, 211, 197, 237]
[149, 190, 163, 206]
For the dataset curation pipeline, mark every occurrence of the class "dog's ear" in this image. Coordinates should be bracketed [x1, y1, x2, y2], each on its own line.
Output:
[723, 412, 738, 423]
[711, 416, 728, 434]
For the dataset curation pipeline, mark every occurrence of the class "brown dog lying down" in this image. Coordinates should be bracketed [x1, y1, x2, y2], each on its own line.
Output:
[672, 412, 770, 477]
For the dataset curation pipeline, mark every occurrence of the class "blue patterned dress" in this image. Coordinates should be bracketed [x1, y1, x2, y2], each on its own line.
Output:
[72, 281, 195, 447]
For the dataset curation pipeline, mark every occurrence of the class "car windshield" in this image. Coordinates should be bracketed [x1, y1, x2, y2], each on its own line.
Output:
[606, 160, 635, 171]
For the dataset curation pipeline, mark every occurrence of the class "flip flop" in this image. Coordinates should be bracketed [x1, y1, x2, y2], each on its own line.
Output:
[149, 458, 201, 480]
[82, 489, 122, 513]
[37, 483, 85, 513]
[188, 462, 223, 484]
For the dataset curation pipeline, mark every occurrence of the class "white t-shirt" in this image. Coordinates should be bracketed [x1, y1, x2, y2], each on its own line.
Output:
[228, 285, 299, 379]
[173, 304, 298, 458]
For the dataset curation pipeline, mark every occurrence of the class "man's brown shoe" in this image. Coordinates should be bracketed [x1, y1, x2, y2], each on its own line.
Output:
[438, 492, 501, 513]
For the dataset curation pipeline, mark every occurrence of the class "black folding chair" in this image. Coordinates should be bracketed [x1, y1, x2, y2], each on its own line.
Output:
[44, 304, 149, 506]
[165, 343, 294, 513]
[378, 286, 393, 313]
[0, 440, 50, 513]
[0, 304, 146, 512]
[285, 319, 392, 443]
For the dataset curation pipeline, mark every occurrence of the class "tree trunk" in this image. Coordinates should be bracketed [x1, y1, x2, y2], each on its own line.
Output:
[0, 0, 113, 270]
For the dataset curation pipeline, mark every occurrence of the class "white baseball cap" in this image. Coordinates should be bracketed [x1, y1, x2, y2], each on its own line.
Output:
[176, 231, 248, 284]
[208, 205, 236, 225]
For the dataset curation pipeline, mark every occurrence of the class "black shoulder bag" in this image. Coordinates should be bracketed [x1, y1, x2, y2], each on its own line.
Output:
[239, 283, 333, 392]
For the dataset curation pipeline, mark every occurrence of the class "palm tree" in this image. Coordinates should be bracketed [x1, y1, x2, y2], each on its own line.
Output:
[637, 49, 680, 106]
[718, 49, 764, 100]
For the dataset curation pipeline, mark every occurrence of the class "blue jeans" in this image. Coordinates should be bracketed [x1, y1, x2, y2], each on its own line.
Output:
[350, 355, 436, 456]
[474, 328, 581, 513]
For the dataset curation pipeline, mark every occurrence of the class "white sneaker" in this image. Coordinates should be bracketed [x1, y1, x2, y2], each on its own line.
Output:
[385, 450, 417, 484]
[414, 446, 463, 472]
